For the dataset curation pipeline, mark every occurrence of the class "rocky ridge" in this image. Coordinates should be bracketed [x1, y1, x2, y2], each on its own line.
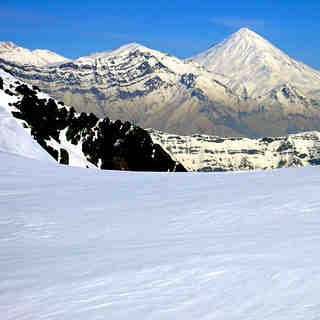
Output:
[149, 129, 320, 172]
[0, 68, 186, 172]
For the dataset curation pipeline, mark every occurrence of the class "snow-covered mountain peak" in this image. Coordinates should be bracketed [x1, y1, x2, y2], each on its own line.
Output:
[31, 49, 71, 66]
[233, 27, 262, 38]
[76, 42, 162, 64]
[190, 28, 283, 70]
[223, 27, 276, 52]
[111, 42, 148, 54]
[188, 28, 320, 99]
[0, 41, 19, 50]
[74, 41, 208, 81]
[0, 42, 70, 66]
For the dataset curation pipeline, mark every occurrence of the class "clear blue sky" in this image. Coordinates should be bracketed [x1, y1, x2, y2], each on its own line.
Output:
[1, 0, 320, 69]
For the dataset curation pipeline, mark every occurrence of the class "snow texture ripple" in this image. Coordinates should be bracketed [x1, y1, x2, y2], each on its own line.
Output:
[1, 152, 320, 319]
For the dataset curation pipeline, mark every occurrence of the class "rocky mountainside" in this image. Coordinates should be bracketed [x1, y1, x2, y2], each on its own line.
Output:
[149, 129, 320, 172]
[2, 67, 320, 174]
[0, 42, 252, 137]
[1, 31, 320, 137]
[0, 69, 186, 172]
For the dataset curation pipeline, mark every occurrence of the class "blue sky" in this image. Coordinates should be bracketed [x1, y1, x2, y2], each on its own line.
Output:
[1, 0, 320, 69]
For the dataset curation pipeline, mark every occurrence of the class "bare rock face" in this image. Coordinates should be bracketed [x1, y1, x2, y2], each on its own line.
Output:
[149, 129, 320, 172]
[2, 28, 320, 137]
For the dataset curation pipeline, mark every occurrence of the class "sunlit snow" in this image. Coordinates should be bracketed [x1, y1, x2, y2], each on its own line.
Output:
[1, 152, 320, 319]
[189, 28, 320, 99]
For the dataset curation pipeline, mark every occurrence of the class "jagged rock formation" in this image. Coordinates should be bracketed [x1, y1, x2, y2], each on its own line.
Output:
[0, 69, 186, 172]
[149, 129, 320, 172]
[1, 29, 320, 137]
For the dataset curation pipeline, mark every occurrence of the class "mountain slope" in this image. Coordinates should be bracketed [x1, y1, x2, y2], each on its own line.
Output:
[2, 34, 320, 137]
[0, 70, 54, 162]
[0, 68, 186, 171]
[1, 151, 320, 319]
[0, 42, 258, 136]
[188, 28, 320, 100]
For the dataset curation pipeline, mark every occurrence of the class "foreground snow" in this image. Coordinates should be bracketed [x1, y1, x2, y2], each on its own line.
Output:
[1, 152, 320, 319]
[0, 104, 53, 162]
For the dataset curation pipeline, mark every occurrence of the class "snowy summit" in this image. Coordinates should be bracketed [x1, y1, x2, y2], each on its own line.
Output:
[188, 28, 320, 99]
[0, 41, 70, 66]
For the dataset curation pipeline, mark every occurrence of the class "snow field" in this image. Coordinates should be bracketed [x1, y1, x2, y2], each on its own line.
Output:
[1, 152, 320, 319]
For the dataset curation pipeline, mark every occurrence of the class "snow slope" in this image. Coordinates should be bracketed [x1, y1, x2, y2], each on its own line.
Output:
[0, 68, 94, 167]
[0, 104, 54, 162]
[1, 152, 320, 319]
[0, 70, 53, 162]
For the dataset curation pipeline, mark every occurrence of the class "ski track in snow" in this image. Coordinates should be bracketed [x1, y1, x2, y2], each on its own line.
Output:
[1, 152, 320, 319]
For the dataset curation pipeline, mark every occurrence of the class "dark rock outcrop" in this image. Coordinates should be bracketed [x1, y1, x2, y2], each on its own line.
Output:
[10, 83, 186, 172]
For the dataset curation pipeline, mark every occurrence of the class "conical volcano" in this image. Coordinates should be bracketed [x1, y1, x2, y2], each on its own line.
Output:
[188, 28, 320, 99]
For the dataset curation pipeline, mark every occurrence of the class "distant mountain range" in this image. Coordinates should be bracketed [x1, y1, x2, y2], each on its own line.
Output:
[2, 68, 320, 172]
[1, 28, 320, 137]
